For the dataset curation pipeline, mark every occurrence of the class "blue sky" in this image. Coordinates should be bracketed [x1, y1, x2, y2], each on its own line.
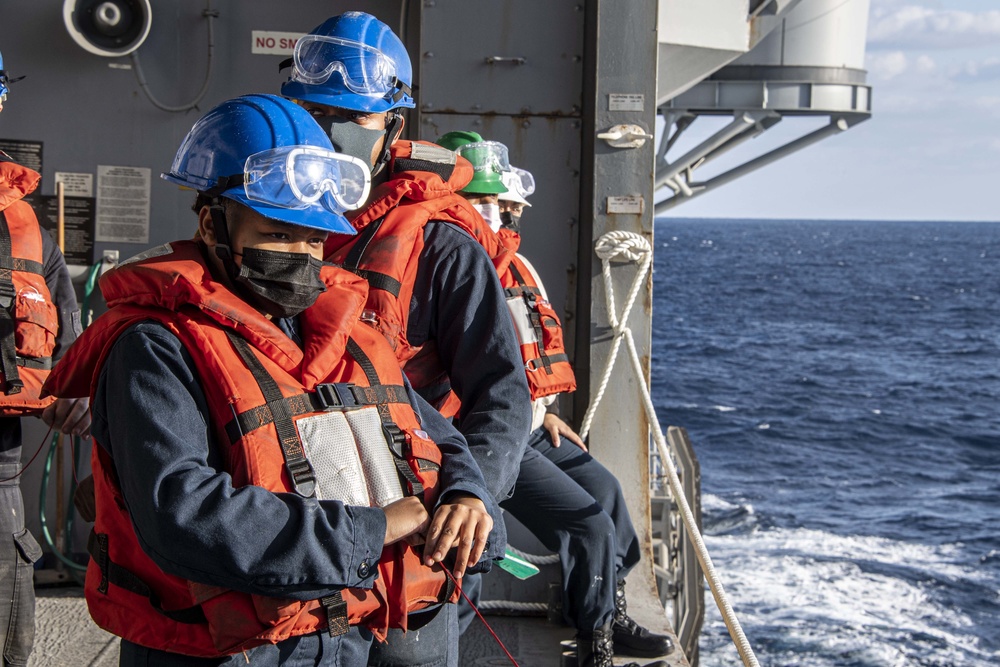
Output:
[661, 0, 1000, 221]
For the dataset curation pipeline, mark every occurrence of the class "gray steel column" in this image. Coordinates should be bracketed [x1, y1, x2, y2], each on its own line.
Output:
[577, 0, 659, 580]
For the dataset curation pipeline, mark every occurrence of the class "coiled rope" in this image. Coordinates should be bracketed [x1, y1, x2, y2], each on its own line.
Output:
[580, 230, 761, 667]
[505, 544, 559, 565]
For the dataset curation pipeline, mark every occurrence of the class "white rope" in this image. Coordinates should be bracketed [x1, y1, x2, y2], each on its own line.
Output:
[582, 230, 761, 667]
[506, 544, 560, 565]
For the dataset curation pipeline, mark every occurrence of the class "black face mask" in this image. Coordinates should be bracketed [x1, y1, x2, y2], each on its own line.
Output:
[233, 247, 327, 319]
[500, 211, 521, 233]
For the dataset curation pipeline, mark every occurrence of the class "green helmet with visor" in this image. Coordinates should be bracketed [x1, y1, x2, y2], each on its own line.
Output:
[436, 131, 510, 195]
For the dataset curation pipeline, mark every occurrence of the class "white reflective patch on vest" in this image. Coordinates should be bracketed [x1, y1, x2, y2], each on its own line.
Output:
[410, 143, 458, 165]
[344, 410, 405, 508]
[295, 406, 404, 508]
[506, 296, 538, 346]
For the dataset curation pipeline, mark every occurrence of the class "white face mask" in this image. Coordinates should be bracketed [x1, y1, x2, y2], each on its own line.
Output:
[473, 202, 502, 233]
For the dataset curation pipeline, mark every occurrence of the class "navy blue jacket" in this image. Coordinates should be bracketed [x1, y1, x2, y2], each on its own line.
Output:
[407, 223, 531, 501]
[90, 318, 502, 601]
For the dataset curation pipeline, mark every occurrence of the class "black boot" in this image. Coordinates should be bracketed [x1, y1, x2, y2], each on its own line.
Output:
[576, 624, 668, 667]
[611, 580, 675, 658]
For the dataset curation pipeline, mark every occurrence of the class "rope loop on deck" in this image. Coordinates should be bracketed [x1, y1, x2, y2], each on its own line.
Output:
[582, 230, 761, 667]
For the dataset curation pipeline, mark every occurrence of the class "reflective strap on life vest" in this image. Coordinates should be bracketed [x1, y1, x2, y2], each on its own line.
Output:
[340, 217, 402, 297]
[225, 331, 318, 499]
[0, 210, 23, 394]
[344, 337, 424, 498]
[88, 530, 208, 625]
[506, 262, 553, 374]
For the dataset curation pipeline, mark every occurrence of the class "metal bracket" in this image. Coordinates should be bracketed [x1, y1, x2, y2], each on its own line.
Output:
[597, 124, 654, 149]
[484, 56, 527, 65]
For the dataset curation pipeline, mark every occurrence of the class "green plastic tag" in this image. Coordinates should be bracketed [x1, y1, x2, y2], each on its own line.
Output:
[495, 548, 541, 580]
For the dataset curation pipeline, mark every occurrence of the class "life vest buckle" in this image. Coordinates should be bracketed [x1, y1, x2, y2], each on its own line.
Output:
[0, 282, 15, 309]
[314, 382, 361, 411]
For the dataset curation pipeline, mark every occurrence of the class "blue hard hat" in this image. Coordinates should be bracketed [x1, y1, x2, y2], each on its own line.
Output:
[281, 12, 415, 114]
[1, 50, 10, 101]
[162, 94, 368, 235]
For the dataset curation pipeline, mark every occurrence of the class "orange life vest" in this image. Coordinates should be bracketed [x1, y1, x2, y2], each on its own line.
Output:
[496, 229, 577, 399]
[326, 140, 515, 419]
[43, 240, 457, 657]
[0, 157, 58, 416]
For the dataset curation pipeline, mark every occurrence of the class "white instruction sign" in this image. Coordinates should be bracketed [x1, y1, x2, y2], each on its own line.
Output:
[251, 31, 305, 56]
[55, 172, 94, 198]
[607, 195, 644, 215]
[609, 93, 645, 112]
[96, 165, 150, 244]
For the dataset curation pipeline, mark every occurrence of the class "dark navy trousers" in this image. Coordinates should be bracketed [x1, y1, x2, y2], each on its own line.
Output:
[1, 438, 44, 667]
[461, 426, 641, 632]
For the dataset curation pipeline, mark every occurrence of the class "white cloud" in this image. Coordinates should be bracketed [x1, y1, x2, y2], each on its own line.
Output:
[952, 57, 1000, 82]
[866, 50, 909, 80]
[914, 55, 936, 74]
[869, 6, 1000, 49]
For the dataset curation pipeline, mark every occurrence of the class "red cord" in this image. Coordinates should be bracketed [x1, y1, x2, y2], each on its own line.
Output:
[0, 424, 54, 484]
[443, 568, 521, 667]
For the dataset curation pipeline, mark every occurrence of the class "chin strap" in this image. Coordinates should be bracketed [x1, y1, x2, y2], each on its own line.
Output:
[372, 113, 403, 179]
[208, 203, 242, 285]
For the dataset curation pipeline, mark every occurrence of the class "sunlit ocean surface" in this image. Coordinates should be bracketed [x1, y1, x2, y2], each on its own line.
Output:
[651, 218, 1000, 667]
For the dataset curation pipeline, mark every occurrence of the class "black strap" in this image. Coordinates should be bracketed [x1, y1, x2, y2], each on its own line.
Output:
[392, 157, 455, 183]
[507, 262, 553, 374]
[341, 217, 390, 281]
[321, 591, 350, 637]
[225, 331, 317, 498]
[345, 338, 424, 497]
[88, 531, 207, 624]
[224, 382, 410, 443]
[278, 57, 293, 73]
[16, 355, 51, 370]
[340, 217, 402, 296]
[202, 174, 245, 197]
[389, 78, 411, 103]
[0, 210, 23, 395]
[0, 256, 44, 275]
[353, 268, 402, 298]
[528, 352, 570, 372]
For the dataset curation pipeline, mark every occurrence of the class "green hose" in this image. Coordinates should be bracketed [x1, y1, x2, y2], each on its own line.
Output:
[39, 432, 86, 572]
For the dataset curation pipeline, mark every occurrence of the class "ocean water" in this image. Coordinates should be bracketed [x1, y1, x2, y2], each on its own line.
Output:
[650, 218, 1000, 667]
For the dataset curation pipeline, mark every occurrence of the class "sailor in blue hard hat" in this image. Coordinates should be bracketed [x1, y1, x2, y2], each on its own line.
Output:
[280, 11, 415, 183]
[0, 48, 25, 113]
[280, 12, 527, 667]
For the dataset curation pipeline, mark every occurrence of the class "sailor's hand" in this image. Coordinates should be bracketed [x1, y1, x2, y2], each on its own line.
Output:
[74, 474, 97, 522]
[41, 397, 91, 437]
[423, 494, 493, 579]
[543, 413, 587, 451]
[382, 496, 430, 546]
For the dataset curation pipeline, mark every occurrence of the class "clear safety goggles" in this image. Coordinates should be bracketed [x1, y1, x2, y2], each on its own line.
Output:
[243, 145, 371, 213]
[508, 166, 535, 198]
[456, 141, 510, 175]
[291, 34, 398, 97]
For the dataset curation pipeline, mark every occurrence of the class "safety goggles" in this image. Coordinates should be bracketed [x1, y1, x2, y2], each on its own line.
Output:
[508, 166, 536, 198]
[291, 35, 398, 97]
[456, 141, 510, 175]
[242, 145, 371, 213]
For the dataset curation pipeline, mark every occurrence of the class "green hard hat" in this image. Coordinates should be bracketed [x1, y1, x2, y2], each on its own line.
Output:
[436, 131, 509, 195]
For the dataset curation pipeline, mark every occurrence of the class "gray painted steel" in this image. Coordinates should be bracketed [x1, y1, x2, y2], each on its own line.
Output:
[578, 0, 660, 615]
